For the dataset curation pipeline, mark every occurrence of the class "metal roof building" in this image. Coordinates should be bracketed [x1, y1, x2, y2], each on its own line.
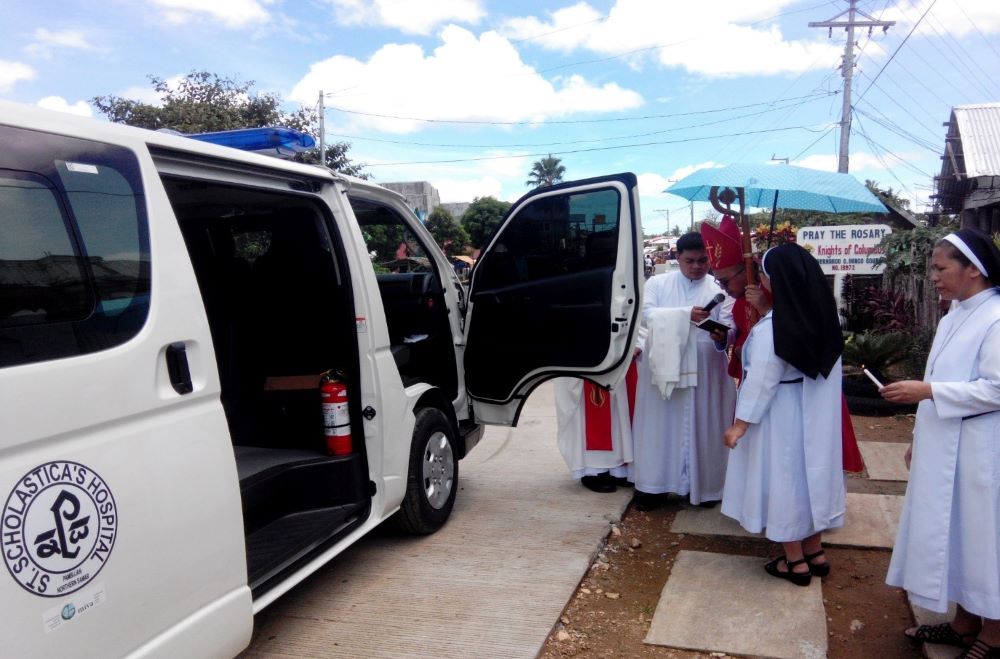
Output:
[933, 102, 1000, 232]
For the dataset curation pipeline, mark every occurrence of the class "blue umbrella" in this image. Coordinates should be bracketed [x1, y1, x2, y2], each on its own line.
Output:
[664, 163, 888, 214]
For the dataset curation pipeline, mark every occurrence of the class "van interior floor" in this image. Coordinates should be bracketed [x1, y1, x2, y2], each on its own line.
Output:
[235, 446, 370, 594]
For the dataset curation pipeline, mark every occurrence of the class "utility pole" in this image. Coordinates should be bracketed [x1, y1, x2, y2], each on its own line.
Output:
[318, 90, 326, 168]
[809, 1, 893, 173]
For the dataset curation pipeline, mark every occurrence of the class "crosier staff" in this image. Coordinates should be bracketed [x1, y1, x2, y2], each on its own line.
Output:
[709, 185, 759, 326]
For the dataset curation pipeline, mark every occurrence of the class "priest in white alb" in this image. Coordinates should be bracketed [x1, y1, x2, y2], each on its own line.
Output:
[630, 232, 736, 510]
[554, 348, 639, 493]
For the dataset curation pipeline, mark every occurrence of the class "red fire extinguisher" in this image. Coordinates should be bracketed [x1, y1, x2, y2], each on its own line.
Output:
[320, 370, 352, 456]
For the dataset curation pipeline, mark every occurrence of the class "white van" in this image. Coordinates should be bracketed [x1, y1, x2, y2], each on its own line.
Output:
[0, 100, 642, 657]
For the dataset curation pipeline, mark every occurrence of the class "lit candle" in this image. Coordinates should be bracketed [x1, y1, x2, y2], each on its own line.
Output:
[862, 367, 884, 389]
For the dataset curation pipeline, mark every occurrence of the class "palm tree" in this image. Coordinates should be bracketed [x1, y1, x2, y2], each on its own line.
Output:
[525, 154, 566, 188]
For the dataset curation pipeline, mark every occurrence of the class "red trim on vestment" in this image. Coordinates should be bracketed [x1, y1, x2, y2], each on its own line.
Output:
[583, 381, 613, 451]
[840, 395, 865, 473]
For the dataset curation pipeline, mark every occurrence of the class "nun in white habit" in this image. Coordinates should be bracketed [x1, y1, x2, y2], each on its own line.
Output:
[882, 228, 1000, 659]
[721, 243, 846, 588]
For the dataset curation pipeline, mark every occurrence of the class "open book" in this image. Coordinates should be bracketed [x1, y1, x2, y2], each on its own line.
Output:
[693, 318, 730, 334]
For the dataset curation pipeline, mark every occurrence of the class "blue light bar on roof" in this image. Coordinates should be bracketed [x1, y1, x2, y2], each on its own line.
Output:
[187, 127, 316, 158]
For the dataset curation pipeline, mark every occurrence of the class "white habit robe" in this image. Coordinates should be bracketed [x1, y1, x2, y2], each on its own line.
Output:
[630, 271, 736, 503]
[554, 376, 634, 479]
[721, 312, 845, 542]
[887, 288, 1000, 618]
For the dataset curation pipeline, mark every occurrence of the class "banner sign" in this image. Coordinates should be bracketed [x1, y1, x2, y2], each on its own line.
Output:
[796, 224, 892, 275]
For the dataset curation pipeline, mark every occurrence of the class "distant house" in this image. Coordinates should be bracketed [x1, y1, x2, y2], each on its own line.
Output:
[933, 102, 1000, 232]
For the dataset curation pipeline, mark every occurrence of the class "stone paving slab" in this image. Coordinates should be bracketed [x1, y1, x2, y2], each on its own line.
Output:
[670, 493, 903, 549]
[910, 597, 960, 659]
[826, 493, 903, 548]
[859, 441, 911, 481]
[645, 550, 827, 659]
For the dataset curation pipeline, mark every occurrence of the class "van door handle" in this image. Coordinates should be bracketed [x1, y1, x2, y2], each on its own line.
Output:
[166, 343, 194, 395]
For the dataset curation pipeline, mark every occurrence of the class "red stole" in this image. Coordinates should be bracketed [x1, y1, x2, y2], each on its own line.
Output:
[583, 361, 638, 451]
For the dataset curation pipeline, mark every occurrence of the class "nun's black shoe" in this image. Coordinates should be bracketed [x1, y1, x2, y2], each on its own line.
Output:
[581, 473, 616, 493]
[764, 556, 812, 586]
[804, 549, 830, 577]
[612, 476, 633, 488]
[696, 499, 719, 508]
[633, 492, 668, 511]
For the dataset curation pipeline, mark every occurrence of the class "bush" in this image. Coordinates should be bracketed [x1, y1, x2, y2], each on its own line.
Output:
[842, 331, 911, 377]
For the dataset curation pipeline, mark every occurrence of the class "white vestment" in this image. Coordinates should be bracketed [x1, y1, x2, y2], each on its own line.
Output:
[721, 312, 846, 542]
[554, 376, 633, 479]
[886, 288, 1000, 618]
[630, 272, 736, 503]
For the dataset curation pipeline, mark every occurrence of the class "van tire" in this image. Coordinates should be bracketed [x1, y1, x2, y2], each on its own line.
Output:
[394, 407, 458, 535]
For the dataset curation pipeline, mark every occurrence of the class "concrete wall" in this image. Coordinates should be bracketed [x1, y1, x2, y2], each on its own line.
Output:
[382, 181, 441, 221]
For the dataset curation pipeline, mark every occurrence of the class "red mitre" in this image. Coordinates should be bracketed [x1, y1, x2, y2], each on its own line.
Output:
[700, 215, 742, 270]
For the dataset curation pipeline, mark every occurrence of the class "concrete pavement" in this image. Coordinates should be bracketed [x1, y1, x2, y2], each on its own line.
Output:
[241, 381, 631, 658]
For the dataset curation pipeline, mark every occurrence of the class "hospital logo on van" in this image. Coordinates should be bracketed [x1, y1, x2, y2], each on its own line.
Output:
[2, 462, 118, 597]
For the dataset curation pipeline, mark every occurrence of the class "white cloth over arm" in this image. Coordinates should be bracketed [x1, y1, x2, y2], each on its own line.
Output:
[645, 307, 695, 399]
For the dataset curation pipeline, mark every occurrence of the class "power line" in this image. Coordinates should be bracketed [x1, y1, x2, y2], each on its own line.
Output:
[363, 125, 823, 167]
[954, 0, 1000, 63]
[854, 66, 943, 130]
[916, 11, 998, 99]
[324, 90, 837, 126]
[853, 112, 935, 178]
[790, 124, 838, 161]
[325, 94, 832, 150]
[854, 71, 942, 144]
[855, 0, 938, 106]
[854, 104, 939, 154]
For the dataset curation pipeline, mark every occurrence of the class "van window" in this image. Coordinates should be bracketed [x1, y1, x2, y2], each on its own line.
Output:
[352, 198, 432, 274]
[475, 187, 621, 289]
[0, 126, 150, 368]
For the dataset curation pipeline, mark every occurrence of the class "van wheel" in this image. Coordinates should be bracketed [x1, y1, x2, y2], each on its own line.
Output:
[394, 407, 458, 535]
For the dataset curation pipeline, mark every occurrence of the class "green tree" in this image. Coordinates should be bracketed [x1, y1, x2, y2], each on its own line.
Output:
[425, 206, 469, 257]
[525, 154, 566, 188]
[91, 70, 365, 177]
[461, 196, 511, 249]
[866, 179, 910, 211]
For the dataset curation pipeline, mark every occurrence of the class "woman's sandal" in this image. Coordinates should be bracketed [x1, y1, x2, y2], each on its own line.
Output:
[764, 556, 812, 586]
[904, 622, 976, 648]
[803, 549, 830, 577]
[957, 639, 1000, 659]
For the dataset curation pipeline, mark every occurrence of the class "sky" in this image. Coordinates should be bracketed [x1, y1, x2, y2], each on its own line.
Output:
[2, 0, 999, 234]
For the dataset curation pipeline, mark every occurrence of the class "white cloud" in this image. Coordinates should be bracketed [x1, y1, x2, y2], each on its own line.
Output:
[667, 161, 724, 183]
[25, 29, 97, 59]
[637, 172, 673, 197]
[0, 60, 36, 92]
[326, 0, 485, 35]
[36, 96, 93, 117]
[292, 25, 643, 133]
[434, 175, 503, 202]
[151, 0, 271, 28]
[502, 0, 843, 77]
[883, 0, 1000, 37]
[117, 85, 167, 106]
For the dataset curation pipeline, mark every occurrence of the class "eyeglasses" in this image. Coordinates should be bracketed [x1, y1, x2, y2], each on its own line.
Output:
[715, 265, 746, 289]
